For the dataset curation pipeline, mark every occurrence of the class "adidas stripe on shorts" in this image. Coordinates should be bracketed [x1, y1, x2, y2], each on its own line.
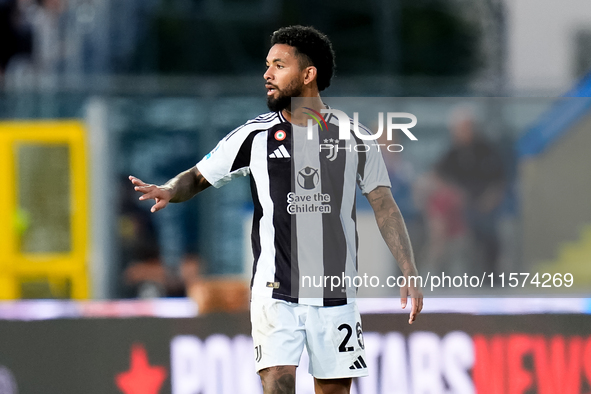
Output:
[250, 294, 368, 379]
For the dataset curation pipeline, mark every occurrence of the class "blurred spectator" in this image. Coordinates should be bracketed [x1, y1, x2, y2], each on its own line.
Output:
[30, 0, 64, 70]
[0, 0, 32, 77]
[2, 0, 66, 83]
[418, 170, 468, 276]
[435, 107, 506, 276]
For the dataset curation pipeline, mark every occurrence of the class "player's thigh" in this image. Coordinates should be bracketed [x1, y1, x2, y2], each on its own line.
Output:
[259, 366, 297, 394]
[314, 377, 352, 394]
[305, 302, 368, 379]
[251, 295, 306, 372]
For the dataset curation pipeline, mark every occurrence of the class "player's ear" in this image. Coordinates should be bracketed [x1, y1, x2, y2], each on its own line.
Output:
[303, 66, 318, 86]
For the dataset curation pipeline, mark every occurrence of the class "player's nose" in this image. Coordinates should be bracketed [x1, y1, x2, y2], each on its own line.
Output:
[263, 67, 273, 81]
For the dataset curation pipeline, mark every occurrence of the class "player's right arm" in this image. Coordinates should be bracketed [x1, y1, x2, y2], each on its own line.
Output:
[131, 114, 274, 212]
[129, 167, 211, 213]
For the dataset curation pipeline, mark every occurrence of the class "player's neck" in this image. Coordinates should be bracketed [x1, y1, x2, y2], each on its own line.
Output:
[282, 93, 325, 125]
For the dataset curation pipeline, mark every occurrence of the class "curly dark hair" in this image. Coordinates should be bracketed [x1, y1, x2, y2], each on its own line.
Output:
[270, 25, 336, 91]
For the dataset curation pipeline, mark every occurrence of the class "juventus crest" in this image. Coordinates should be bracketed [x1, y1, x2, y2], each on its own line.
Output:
[322, 138, 340, 161]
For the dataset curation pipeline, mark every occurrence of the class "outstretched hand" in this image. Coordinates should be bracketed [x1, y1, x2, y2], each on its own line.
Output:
[129, 175, 172, 213]
[400, 283, 423, 324]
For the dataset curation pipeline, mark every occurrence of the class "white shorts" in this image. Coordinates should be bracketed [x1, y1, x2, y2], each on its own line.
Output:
[250, 295, 368, 379]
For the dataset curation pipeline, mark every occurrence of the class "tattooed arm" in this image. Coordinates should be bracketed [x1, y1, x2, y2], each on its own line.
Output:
[367, 186, 423, 324]
[129, 167, 211, 213]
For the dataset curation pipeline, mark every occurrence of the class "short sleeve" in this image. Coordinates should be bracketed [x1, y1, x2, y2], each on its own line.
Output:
[350, 120, 392, 194]
[196, 125, 259, 188]
[357, 144, 392, 194]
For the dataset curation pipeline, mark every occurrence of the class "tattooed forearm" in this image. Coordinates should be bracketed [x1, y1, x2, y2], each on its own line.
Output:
[165, 167, 211, 203]
[368, 186, 418, 277]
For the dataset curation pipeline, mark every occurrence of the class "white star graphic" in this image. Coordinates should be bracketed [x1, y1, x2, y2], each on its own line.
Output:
[324, 139, 328, 143]
[329, 138, 334, 143]
[335, 140, 339, 144]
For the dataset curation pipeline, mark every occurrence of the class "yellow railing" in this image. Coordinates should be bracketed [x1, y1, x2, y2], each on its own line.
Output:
[0, 121, 89, 299]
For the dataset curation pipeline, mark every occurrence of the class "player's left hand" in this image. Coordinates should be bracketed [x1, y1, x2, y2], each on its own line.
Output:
[400, 283, 423, 324]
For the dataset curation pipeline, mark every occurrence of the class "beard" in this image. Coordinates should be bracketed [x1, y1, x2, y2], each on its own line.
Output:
[266, 78, 304, 112]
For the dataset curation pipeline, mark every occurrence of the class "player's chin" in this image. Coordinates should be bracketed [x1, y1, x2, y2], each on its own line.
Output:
[266, 96, 287, 112]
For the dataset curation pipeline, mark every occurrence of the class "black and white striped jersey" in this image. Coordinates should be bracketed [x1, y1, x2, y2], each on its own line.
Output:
[196, 110, 391, 306]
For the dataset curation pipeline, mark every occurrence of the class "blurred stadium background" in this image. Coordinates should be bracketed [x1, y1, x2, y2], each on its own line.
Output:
[1, 0, 591, 393]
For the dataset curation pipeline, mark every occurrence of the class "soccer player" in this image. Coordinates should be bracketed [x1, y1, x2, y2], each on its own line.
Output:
[130, 25, 423, 394]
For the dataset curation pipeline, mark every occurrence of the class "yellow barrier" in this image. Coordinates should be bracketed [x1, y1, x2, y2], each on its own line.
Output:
[0, 121, 89, 299]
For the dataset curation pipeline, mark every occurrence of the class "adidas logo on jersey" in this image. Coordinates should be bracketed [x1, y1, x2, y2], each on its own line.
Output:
[349, 355, 367, 370]
[269, 145, 290, 158]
